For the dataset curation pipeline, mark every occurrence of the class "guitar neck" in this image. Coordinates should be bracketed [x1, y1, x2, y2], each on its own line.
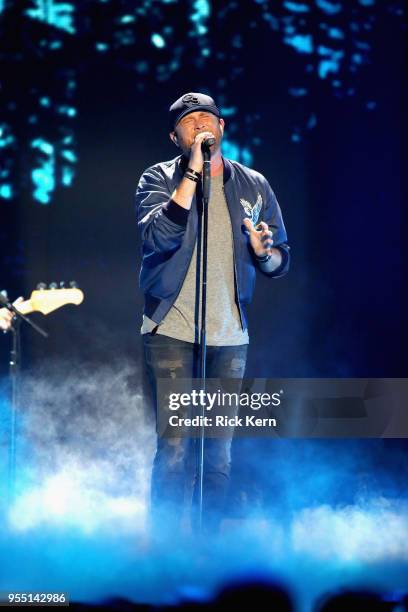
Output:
[15, 300, 34, 316]
[9, 287, 84, 316]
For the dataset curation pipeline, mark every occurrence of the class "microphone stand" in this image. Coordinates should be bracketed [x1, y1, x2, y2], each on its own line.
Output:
[197, 143, 212, 532]
[0, 295, 48, 503]
[8, 318, 21, 505]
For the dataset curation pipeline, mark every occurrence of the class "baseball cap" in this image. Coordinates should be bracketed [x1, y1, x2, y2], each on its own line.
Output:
[169, 92, 220, 129]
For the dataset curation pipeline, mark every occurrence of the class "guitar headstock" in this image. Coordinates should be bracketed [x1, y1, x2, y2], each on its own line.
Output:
[28, 284, 84, 315]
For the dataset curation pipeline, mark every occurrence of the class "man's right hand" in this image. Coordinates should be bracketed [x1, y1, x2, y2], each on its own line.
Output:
[188, 131, 216, 174]
[170, 131, 216, 211]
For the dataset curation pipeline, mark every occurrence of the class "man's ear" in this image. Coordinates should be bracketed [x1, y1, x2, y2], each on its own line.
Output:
[170, 132, 179, 147]
[219, 118, 225, 136]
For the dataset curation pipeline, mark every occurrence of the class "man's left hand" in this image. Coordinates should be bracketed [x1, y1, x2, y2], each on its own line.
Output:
[243, 219, 273, 257]
[0, 297, 24, 332]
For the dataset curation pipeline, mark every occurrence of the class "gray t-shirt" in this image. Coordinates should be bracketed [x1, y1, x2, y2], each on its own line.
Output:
[141, 174, 249, 346]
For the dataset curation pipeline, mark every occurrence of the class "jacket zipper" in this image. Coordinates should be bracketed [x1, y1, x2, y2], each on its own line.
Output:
[223, 185, 245, 331]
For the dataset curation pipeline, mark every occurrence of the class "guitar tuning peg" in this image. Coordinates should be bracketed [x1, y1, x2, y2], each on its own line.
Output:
[69, 281, 78, 288]
[49, 282, 58, 290]
[36, 282, 47, 290]
[59, 281, 65, 288]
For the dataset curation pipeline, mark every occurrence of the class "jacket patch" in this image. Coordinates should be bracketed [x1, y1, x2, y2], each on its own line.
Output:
[240, 193, 262, 226]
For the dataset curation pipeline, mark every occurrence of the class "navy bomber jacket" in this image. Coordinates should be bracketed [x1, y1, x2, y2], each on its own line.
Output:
[135, 154, 290, 331]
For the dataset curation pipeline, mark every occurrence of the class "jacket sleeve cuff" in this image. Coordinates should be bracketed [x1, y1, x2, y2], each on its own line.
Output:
[162, 199, 190, 227]
[259, 244, 290, 277]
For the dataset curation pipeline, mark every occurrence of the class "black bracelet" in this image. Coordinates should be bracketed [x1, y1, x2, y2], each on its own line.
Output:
[187, 167, 202, 178]
[255, 252, 271, 263]
[184, 172, 199, 183]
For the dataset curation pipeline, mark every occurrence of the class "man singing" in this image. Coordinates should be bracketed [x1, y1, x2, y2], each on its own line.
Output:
[135, 92, 290, 535]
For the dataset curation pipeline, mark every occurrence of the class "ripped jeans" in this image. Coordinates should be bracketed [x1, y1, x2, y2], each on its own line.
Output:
[143, 333, 248, 534]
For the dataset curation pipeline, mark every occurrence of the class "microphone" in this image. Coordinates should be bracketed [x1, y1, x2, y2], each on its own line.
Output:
[201, 136, 215, 150]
